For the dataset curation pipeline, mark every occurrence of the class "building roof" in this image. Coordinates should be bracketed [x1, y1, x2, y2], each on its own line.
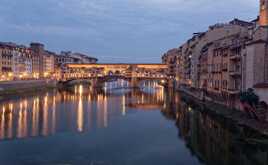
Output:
[229, 18, 254, 27]
[72, 52, 98, 61]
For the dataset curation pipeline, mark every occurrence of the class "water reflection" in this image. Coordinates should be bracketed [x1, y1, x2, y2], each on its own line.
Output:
[161, 92, 268, 165]
[0, 81, 164, 140]
[0, 81, 267, 165]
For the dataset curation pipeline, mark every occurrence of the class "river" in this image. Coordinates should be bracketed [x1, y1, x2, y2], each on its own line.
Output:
[0, 80, 267, 165]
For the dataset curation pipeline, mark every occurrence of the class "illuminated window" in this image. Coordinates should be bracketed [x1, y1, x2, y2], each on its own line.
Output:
[261, 0, 266, 10]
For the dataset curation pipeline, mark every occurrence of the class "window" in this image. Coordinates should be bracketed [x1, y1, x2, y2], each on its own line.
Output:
[261, 0, 266, 10]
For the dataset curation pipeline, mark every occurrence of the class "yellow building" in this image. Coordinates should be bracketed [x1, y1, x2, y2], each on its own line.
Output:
[0, 43, 15, 81]
[43, 51, 55, 78]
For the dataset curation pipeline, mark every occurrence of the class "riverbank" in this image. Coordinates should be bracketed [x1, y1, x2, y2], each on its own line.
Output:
[0, 80, 58, 101]
[179, 88, 268, 137]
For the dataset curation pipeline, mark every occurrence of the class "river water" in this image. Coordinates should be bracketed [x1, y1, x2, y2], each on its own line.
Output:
[0, 80, 267, 165]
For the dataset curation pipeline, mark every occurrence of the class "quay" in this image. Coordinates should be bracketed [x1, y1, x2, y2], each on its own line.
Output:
[179, 88, 268, 137]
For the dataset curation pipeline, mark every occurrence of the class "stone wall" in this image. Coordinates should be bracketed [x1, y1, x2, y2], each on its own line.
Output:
[255, 87, 268, 103]
[0, 80, 57, 93]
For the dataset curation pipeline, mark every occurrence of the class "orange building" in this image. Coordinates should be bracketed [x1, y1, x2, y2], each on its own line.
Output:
[260, 0, 268, 26]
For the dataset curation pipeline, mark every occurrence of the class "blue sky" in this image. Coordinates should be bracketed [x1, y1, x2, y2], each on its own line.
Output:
[0, 0, 258, 63]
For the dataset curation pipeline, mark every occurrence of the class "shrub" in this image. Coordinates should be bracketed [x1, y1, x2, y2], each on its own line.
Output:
[239, 88, 260, 107]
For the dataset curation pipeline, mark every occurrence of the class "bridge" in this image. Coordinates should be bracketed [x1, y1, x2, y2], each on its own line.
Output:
[61, 63, 171, 87]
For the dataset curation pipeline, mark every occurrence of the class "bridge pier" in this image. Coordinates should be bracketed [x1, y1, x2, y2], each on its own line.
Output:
[90, 78, 104, 88]
[167, 79, 176, 88]
[130, 77, 139, 88]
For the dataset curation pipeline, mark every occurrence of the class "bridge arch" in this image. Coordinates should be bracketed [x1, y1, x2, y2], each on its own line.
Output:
[61, 63, 170, 87]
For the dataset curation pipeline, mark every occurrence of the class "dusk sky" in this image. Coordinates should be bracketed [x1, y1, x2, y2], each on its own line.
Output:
[0, 0, 258, 63]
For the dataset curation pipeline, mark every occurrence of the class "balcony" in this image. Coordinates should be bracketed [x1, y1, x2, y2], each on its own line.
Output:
[230, 42, 242, 50]
[229, 54, 241, 60]
[228, 88, 240, 94]
[229, 66, 241, 77]
[229, 71, 241, 77]
[222, 67, 228, 72]
[228, 79, 241, 94]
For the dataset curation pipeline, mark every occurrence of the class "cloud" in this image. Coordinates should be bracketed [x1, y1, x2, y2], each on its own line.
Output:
[131, 0, 256, 8]
[0, 0, 259, 62]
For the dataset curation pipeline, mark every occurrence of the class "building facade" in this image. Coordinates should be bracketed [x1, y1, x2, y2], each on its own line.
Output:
[43, 51, 55, 78]
[13, 45, 33, 79]
[0, 43, 15, 80]
[162, 48, 179, 78]
[30, 43, 45, 78]
[0, 41, 99, 81]
[163, 0, 268, 105]
[59, 51, 98, 64]
[0, 43, 34, 80]
[260, 0, 268, 26]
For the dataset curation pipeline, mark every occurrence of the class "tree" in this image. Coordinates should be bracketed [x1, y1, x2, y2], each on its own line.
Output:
[240, 88, 260, 108]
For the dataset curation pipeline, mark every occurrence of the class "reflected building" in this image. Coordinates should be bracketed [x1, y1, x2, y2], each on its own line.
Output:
[161, 93, 268, 165]
[0, 82, 165, 140]
[0, 82, 267, 165]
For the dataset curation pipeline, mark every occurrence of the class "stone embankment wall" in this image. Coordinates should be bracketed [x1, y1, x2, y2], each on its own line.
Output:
[255, 88, 268, 104]
[0, 80, 57, 95]
[178, 86, 241, 110]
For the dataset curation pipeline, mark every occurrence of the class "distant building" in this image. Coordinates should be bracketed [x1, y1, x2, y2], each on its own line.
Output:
[30, 43, 45, 78]
[70, 52, 98, 64]
[0, 43, 15, 80]
[0, 41, 98, 81]
[259, 0, 268, 26]
[0, 42, 34, 80]
[162, 48, 179, 78]
[43, 51, 55, 78]
[59, 51, 98, 64]
[162, 0, 268, 106]
[14, 45, 33, 79]
[30, 43, 57, 78]
[54, 53, 74, 66]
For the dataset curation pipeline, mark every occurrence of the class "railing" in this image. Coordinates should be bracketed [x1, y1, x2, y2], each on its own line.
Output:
[230, 42, 242, 49]
[227, 88, 240, 94]
[229, 66, 241, 76]
[229, 54, 241, 60]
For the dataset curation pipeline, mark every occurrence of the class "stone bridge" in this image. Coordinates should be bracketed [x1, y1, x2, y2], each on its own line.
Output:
[61, 63, 172, 87]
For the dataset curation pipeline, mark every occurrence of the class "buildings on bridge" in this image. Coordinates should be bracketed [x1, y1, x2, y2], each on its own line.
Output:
[56, 51, 98, 65]
[162, 0, 268, 106]
[62, 63, 168, 82]
[0, 42, 98, 81]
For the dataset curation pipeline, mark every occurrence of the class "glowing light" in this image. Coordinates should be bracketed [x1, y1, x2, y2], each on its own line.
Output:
[8, 72, 13, 77]
[188, 107, 192, 112]
[52, 96, 56, 134]
[79, 85, 83, 96]
[0, 107, 5, 139]
[122, 95, 126, 116]
[7, 108, 13, 138]
[44, 72, 49, 77]
[104, 96, 108, 128]
[17, 103, 28, 138]
[32, 97, 40, 136]
[8, 103, 13, 111]
[77, 94, 83, 132]
[42, 95, 49, 136]
[24, 100, 28, 109]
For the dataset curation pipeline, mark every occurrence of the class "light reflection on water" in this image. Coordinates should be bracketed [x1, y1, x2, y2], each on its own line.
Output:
[0, 80, 165, 140]
[0, 80, 267, 165]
